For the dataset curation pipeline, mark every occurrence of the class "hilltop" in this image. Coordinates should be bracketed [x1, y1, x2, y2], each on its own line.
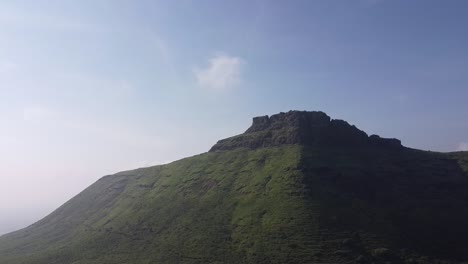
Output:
[210, 111, 401, 151]
[1, 111, 467, 264]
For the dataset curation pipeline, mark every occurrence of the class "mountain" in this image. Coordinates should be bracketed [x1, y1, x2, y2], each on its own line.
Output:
[1, 110, 468, 264]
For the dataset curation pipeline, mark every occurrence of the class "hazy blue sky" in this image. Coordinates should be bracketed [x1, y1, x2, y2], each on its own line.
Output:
[1, 0, 468, 235]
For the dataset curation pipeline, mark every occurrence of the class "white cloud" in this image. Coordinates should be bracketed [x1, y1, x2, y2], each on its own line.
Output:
[457, 142, 468, 151]
[194, 54, 244, 90]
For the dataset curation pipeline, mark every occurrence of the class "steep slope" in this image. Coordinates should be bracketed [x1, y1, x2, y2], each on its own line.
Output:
[1, 111, 467, 264]
[0, 146, 316, 263]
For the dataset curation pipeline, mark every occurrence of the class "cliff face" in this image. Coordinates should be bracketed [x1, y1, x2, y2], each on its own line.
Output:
[210, 111, 401, 152]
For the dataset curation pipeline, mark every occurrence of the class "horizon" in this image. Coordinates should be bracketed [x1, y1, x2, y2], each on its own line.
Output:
[1, 0, 468, 235]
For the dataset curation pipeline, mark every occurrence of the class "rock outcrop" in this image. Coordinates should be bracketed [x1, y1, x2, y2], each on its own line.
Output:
[210, 111, 402, 152]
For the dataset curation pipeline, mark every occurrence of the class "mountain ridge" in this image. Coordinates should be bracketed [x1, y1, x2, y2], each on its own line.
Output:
[210, 111, 401, 152]
[1, 110, 468, 264]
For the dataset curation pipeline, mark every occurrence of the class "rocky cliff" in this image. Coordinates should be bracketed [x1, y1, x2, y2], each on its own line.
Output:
[210, 111, 401, 152]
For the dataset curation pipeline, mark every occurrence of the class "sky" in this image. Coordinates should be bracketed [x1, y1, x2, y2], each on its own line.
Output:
[1, 0, 468, 235]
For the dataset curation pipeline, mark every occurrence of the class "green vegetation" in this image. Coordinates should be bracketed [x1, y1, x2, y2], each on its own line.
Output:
[0, 146, 320, 263]
[1, 111, 468, 263]
[1, 146, 467, 263]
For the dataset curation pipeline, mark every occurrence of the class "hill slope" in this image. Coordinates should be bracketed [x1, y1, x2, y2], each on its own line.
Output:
[1, 111, 468, 264]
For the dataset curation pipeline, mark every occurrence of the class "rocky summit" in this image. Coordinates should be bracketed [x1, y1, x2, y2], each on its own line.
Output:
[1, 110, 467, 264]
[210, 111, 401, 151]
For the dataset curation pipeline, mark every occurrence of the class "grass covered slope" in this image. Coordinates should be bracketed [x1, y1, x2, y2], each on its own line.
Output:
[2, 146, 468, 264]
[1, 111, 468, 264]
[0, 145, 322, 264]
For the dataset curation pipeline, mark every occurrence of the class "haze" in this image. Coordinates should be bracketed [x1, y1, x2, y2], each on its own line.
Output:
[1, 0, 468, 235]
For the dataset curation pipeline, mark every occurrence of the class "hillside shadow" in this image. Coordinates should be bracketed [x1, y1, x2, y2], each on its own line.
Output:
[300, 147, 468, 261]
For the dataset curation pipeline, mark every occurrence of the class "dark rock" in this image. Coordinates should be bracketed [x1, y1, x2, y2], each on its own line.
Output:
[369, 135, 402, 148]
[342, 238, 356, 248]
[209, 110, 404, 152]
[372, 248, 393, 259]
[355, 255, 369, 264]
[334, 249, 353, 256]
[245, 115, 270, 133]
